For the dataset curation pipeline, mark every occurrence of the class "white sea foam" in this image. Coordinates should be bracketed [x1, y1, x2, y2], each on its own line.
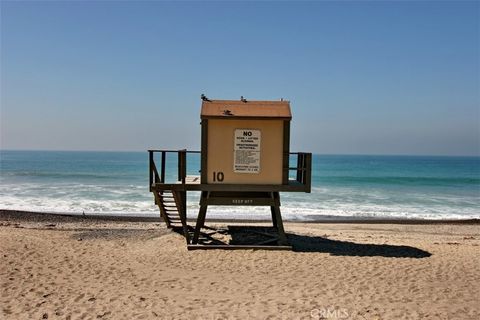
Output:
[1, 181, 479, 221]
[2, 194, 478, 221]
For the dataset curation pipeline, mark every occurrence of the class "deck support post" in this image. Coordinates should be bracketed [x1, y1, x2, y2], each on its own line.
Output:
[193, 205, 208, 244]
[270, 205, 278, 228]
[271, 192, 288, 245]
[191, 191, 288, 247]
[192, 192, 209, 244]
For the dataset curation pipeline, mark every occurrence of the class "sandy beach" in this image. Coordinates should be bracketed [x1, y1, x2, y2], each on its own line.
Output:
[1, 210, 479, 320]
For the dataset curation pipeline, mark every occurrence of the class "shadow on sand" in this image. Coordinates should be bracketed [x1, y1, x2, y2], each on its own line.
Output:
[287, 233, 431, 258]
[185, 226, 431, 258]
[71, 228, 170, 241]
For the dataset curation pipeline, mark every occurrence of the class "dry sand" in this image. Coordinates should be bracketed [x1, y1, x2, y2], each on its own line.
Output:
[1, 210, 479, 319]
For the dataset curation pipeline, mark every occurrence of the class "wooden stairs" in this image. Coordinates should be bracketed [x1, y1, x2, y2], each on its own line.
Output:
[152, 190, 190, 242]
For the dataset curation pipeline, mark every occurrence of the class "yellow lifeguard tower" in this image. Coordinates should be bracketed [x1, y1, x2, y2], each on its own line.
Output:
[149, 96, 311, 249]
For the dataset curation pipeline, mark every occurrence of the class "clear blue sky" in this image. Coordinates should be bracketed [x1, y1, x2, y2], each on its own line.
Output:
[1, 1, 479, 155]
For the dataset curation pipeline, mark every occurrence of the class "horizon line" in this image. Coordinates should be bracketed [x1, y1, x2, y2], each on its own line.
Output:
[1, 148, 479, 158]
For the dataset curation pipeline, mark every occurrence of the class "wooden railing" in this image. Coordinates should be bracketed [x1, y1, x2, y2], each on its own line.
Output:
[291, 152, 312, 192]
[148, 149, 200, 191]
[148, 149, 312, 192]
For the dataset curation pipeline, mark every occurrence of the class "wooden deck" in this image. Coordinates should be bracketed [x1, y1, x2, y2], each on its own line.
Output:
[181, 176, 201, 184]
[152, 176, 308, 192]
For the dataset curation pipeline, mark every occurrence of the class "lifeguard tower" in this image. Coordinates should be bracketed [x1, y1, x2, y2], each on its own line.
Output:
[149, 96, 311, 249]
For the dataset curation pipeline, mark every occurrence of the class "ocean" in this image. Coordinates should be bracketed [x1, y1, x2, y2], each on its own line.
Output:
[1, 150, 479, 220]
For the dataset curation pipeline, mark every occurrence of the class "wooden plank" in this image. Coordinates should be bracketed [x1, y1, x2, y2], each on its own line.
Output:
[201, 119, 208, 184]
[149, 151, 153, 192]
[270, 206, 277, 228]
[152, 181, 308, 192]
[184, 176, 201, 183]
[202, 197, 276, 206]
[172, 191, 191, 244]
[305, 153, 312, 193]
[161, 151, 166, 183]
[192, 192, 208, 244]
[187, 244, 292, 250]
[296, 154, 303, 183]
[148, 149, 200, 153]
[200, 100, 291, 119]
[177, 150, 184, 182]
[282, 120, 290, 185]
[272, 192, 288, 245]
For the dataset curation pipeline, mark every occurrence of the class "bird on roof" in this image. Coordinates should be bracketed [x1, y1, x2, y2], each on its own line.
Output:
[201, 94, 211, 102]
[240, 96, 247, 103]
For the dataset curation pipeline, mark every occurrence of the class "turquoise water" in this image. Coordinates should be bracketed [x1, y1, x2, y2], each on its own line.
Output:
[0, 150, 479, 220]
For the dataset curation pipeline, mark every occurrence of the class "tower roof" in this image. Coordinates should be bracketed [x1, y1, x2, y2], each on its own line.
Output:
[201, 99, 291, 120]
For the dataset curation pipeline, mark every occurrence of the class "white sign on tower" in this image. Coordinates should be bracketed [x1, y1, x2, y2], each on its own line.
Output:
[233, 129, 261, 173]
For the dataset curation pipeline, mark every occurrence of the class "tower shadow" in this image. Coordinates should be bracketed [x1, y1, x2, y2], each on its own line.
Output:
[178, 225, 431, 258]
[288, 233, 431, 258]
